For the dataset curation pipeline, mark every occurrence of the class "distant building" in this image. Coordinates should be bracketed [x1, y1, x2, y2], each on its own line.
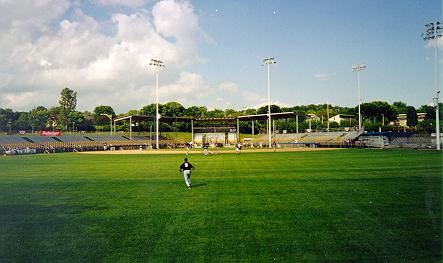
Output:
[328, 114, 354, 125]
[306, 114, 320, 121]
[395, 113, 426, 127]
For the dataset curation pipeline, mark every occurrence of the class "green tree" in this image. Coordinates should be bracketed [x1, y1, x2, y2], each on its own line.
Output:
[406, 106, 418, 127]
[140, 104, 157, 116]
[224, 109, 238, 117]
[185, 106, 207, 117]
[418, 105, 435, 121]
[59, 87, 77, 131]
[30, 106, 49, 132]
[162, 102, 185, 117]
[243, 108, 257, 116]
[206, 109, 224, 118]
[393, 101, 408, 114]
[360, 101, 397, 123]
[93, 105, 115, 117]
[257, 104, 282, 114]
[15, 112, 31, 131]
[47, 107, 61, 130]
[93, 105, 116, 129]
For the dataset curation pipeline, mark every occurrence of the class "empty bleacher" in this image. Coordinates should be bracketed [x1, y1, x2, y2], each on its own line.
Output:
[0, 132, 194, 155]
[252, 131, 362, 148]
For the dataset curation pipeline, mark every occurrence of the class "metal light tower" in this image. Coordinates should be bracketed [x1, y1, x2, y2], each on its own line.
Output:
[352, 64, 367, 130]
[422, 21, 442, 150]
[149, 59, 165, 149]
[263, 57, 276, 147]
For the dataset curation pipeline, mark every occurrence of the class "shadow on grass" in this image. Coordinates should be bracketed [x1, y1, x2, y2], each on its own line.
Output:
[192, 183, 207, 188]
[0, 203, 109, 262]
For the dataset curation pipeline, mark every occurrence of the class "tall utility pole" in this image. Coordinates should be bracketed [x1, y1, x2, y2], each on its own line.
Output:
[422, 21, 442, 150]
[352, 64, 367, 130]
[327, 102, 330, 132]
[149, 59, 165, 149]
[263, 57, 276, 147]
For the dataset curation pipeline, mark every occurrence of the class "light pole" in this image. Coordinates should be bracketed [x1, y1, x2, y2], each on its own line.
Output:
[149, 59, 165, 149]
[352, 64, 366, 130]
[263, 57, 276, 147]
[100, 113, 113, 135]
[422, 21, 442, 150]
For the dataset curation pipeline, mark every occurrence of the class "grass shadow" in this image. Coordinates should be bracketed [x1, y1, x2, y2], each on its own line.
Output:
[192, 183, 207, 188]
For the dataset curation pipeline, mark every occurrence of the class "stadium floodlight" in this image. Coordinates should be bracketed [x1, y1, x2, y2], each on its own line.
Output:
[100, 113, 113, 135]
[352, 64, 367, 131]
[422, 21, 442, 150]
[263, 57, 276, 147]
[149, 58, 165, 149]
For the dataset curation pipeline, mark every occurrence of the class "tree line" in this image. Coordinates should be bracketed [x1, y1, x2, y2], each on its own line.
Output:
[0, 87, 440, 134]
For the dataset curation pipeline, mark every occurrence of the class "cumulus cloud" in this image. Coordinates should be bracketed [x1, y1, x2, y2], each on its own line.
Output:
[94, 0, 151, 8]
[219, 81, 239, 93]
[0, 0, 206, 112]
[156, 72, 210, 105]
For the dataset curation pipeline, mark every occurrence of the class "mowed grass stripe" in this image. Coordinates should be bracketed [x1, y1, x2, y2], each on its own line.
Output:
[0, 149, 441, 262]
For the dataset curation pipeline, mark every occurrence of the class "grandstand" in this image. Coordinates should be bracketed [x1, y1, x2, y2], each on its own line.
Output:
[0, 132, 194, 155]
[252, 131, 362, 148]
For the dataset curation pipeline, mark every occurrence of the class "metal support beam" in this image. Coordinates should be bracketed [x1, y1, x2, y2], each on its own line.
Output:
[129, 116, 132, 140]
[237, 118, 240, 143]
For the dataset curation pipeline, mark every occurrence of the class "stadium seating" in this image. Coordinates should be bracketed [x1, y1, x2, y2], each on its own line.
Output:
[251, 131, 362, 148]
[0, 133, 191, 155]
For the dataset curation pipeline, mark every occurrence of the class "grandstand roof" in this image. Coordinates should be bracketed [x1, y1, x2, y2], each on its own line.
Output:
[114, 115, 193, 123]
[115, 112, 299, 124]
[238, 112, 299, 121]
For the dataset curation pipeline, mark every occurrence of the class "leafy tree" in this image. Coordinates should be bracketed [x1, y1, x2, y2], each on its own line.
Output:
[224, 109, 238, 117]
[30, 106, 49, 131]
[15, 112, 31, 131]
[185, 106, 207, 117]
[126, 109, 139, 116]
[206, 109, 224, 118]
[47, 107, 61, 130]
[0, 108, 15, 132]
[257, 104, 282, 114]
[140, 104, 157, 116]
[77, 111, 96, 131]
[418, 105, 435, 121]
[393, 101, 408, 114]
[59, 87, 77, 131]
[360, 101, 397, 123]
[162, 102, 185, 117]
[243, 108, 257, 116]
[93, 105, 115, 117]
[93, 105, 116, 128]
[406, 106, 418, 127]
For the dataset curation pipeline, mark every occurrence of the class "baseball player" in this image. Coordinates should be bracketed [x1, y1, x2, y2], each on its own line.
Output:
[235, 142, 242, 155]
[179, 158, 194, 189]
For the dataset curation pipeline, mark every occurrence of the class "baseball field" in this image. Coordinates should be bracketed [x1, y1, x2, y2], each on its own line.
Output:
[0, 149, 441, 262]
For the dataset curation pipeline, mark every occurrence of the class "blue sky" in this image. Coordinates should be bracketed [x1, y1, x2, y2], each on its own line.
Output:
[0, 0, 441, 113]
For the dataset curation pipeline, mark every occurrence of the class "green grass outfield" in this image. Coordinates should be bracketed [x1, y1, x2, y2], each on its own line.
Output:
[0, 149, 441, 262]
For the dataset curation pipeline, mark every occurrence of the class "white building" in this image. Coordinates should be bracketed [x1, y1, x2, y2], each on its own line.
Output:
[328, 114, 354, 125]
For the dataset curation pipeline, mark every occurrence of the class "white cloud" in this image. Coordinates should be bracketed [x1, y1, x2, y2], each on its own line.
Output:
[219, 81, 239, 93]
[156, 72, 210, 105]
[314, 73, 335, 81]
[94, 0, 151, 8]
[0, 0, 206, 112]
